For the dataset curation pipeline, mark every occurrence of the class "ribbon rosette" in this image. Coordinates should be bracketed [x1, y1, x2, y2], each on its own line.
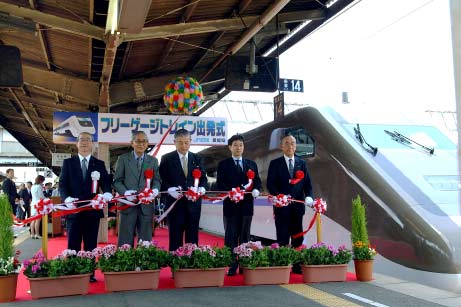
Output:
[192, 168, 201, 188]
[90, 194, 107, 210]
[229, 187, 244, 203]
[270, 194, 292, 208]
[144, 169, 154, 189]
[289, 170, 304, 185]
[313, 198, 327, 214]
[35, 198, 54, 215]
[138, 188, 155, 204]
[184, 186, 205, 202]
[242, 169, 255, 191]
[91, 171, 100, 193]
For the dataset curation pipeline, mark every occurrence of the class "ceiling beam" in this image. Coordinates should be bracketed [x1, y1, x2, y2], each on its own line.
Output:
[88, 0, 95, 79]
[123, 16, 258, 42]
[8, 88, 52, 154]
[28, 0, 52, 70]
[22, 66, 99, 105]
[98, 34, 121, 108]
[0, 2, 105, 40]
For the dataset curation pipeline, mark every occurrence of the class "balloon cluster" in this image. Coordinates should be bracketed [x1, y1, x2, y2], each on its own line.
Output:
[163, 77, 203, 114]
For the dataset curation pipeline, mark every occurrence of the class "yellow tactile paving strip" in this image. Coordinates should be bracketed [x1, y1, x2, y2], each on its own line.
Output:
[281, 284, 364, 307]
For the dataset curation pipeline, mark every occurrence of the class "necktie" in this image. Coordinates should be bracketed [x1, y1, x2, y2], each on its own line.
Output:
[182, 155, 188, 177]
[288, 158, 294, 178]
[236, 159, 243, 173]
[81, 158, 88, 179]
[137, 157, 142, 171]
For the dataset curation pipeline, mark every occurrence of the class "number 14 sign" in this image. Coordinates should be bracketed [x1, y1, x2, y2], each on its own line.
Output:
[278, 78, 304, 92]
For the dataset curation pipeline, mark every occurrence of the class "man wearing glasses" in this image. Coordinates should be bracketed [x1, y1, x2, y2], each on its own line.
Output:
[113, 131, 161, 247]
[59, 132, 112, 282]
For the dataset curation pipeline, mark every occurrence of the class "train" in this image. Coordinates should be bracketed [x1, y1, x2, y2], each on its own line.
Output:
[53, 115, 96, 138]
[198, 105, 461, 291]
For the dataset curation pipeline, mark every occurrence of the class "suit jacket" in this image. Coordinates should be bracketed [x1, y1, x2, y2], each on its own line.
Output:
[1, 178, 18, 206]
[216, 157, 262, 217]
[59, 155, 111, 219]
[19, 188, 32, 205]
[159, 150, 208, 210]
[266, 156, 313, 215]
[113, 151, 161, 216]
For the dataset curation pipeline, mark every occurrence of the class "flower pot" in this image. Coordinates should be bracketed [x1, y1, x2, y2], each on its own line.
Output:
[354, 259, 374, 281]
[104, 269, 160, 292]
[243, 266, 291, 285]
[174, 268, 226, 288]
[301, 264, 347, 283]
[28, 273, 91, 299]
[0, 274, 17, 302]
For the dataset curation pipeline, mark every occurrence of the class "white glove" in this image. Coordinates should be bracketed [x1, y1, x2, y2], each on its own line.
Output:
[64, 197, 78, 204]
[102, 192, 113, 202]
[198, 187, 206, 194]
[252, 189, 260, 198]
[305, 196, 314, 207]
[152, 188, 159, 198]
[124, 190, 137, 202]
[168, 187, 181, 199]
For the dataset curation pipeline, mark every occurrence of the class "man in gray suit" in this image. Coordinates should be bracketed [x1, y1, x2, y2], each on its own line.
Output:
[113, 131, 161, 247]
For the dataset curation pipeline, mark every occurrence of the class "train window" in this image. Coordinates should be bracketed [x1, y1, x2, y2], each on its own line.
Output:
[268, 126, 315, 157]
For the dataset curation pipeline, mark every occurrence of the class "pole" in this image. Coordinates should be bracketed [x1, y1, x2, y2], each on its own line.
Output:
[316, 213, 322, 243]
[41, 214, 48, 258]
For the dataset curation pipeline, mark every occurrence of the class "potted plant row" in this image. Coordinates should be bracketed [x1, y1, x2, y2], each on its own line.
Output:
[169, 243, 232, 288]
[95, 240, 169, 292]
[23, 249, 96, 299]
[234, 241, 298, 285]
[0, 195, 21, 302]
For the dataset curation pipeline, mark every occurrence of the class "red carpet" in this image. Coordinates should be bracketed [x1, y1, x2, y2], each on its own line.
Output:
[15, 228, 357, 301]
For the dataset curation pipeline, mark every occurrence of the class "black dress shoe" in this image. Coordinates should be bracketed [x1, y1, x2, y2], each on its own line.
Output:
[227, 269, 236, 276]
[239, 267, 244, 275]
[89, 276, 97, 283]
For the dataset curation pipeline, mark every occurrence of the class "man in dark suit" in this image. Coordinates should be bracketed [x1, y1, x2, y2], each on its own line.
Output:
[216, 134, 262, 276]
[113, 131, 161, 247]
[43, 182, 53, 198]
[59, 132, 112, 282]
[18, 181, 32, 221]
[159, 129, 208, 251]
[1, 168, 19, 215]
[267, 134, 313, 272]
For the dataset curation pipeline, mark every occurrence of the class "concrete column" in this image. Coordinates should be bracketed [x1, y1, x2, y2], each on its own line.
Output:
[450, 0, 461, 210]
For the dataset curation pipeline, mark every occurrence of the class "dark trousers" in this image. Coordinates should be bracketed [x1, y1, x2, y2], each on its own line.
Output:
[168, 201, 201, 251]
[274, 206, 304, 248]
[223, 215, 252, 251]
[66, 214, 100, 252]
[17, 204, 30, 221]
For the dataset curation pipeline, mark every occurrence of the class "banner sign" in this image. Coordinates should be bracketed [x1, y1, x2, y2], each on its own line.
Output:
[53, 112, 228, 145]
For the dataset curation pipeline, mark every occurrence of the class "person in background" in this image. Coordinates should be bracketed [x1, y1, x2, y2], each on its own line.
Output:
[43, 182, 53, 198]
[266, 134, 313, 274]
[30, 175, 45, 239]
[52, 181, 61, 197]
[159, 129, 208, 251]
[1, 168, 19, 215]
[59, 132, 112, 282]
[216, 134, 262, 276]
[113, 131, 161, 247]
[18, 181, 33, 223]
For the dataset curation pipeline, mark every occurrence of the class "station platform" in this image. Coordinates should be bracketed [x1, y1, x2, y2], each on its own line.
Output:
[9, 226, 461, 307]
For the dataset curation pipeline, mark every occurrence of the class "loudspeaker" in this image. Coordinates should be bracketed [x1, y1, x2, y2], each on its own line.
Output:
[225, 55, 278, 92]
[0, 46, 23, 88]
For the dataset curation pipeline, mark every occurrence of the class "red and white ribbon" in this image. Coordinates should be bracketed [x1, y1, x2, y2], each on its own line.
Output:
[90, 194, 106, 210]
[243, 169, 255, 191]
[91, 171, 100, 193]
[229, 187, 244, 203]
[144, 169, 154, 188]
[138, 188, 154, 204]
[184, 186, 205, 202]
[35, 198, 54, 215]
[313, 198, 327, 214]
[270, 194, 292, 208]
[289, 170, 304, 185]
[192, 169, 201, 188]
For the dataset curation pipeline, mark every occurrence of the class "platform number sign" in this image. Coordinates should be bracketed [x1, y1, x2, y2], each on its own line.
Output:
[279, 78, 304, 92]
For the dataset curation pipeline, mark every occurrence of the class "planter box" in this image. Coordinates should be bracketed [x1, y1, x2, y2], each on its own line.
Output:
[0, 274, 17, 302]
[301, 264, 347, 283]
[104, 269, 160, 292]
[174, 267, 226, 288]
[28, 273, 91, 299]
[243, 266, 291, 285]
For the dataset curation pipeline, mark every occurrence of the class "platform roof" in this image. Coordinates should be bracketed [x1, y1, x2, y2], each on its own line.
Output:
[0, 0, 354, 172]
